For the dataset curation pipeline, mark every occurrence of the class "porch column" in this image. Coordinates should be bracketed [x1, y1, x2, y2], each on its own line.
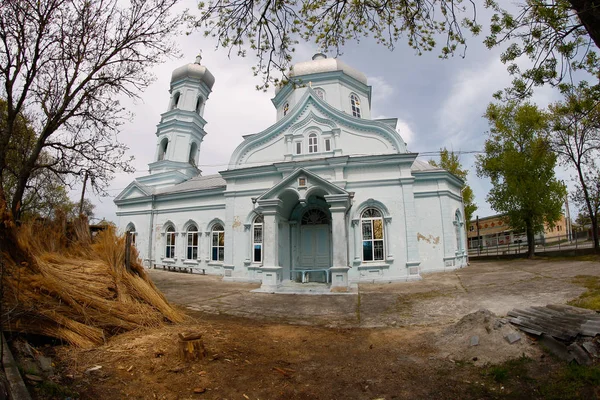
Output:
[257, 199, 282, 291]
[325, 194, 350, 288]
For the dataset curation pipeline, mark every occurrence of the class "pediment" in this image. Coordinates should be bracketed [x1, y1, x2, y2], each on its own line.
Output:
[257, 168, 348, 202]
[229, 89, 408, 169]
[114, 181, 153, 202]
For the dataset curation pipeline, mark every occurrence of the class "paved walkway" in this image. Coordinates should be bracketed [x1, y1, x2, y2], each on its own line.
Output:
[148, 258, 600, 328]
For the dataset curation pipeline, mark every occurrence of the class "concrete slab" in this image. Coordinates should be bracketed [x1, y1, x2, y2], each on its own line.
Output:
[148, 258, 600, 328]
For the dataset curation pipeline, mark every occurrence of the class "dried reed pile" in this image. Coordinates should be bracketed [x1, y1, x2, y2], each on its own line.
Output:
[1, 218, 184, 348]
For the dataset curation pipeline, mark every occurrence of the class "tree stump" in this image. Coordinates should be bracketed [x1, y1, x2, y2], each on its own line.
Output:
[178, 332, 206, 362]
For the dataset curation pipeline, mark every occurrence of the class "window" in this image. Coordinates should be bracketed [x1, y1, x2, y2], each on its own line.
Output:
[186, 225, 199, 260]
[195, 97, 203, 114]
[126, 224, 136, 246]
[252, 215, 263, 263]
[211, 223, 225, 262]
[283, 102, 289, 116]
[314, 88, 325, 100]
[350, 94, 361, 118]
[171, 92, 181, 110]
[165, 226, 176, 259]
[301, 209, 329, 225]
[325, 138, 331, 151]
[298, 177, 307, 187]
[469, 225, 475, 232]
[296, 142, 302, 155]
[308, 133, 318, 153]
[361, 208, 384, 261]
[189, 142, 198, 166]
[158, 138, 168, 161]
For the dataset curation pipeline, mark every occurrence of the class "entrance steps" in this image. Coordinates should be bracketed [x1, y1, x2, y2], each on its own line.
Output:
[251, 280, 358, 295]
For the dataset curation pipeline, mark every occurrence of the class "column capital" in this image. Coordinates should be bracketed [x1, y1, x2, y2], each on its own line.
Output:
[324, 193, 350, 210]
[257, 198, 283, 215]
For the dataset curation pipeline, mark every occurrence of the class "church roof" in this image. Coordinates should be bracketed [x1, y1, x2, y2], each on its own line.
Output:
[289, 53, 367, 85]
[411, 159, 442, 171]
[155, 173, 225, 194]
[171, 55, 215, 89]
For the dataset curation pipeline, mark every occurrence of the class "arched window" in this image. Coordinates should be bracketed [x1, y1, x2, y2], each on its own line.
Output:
[158, 138, 168, 161]
[301, 209, 329, 225]
[195, 97, 203, 114]
[189, 142, 198, 166]
[350, 94, 361, 118]
[126, 224, 136, 246]
[186, 225, 199, 260]
[211, 223, 225, 262]
[165, 226, 176, 259]
[308, 133, 318, 153]
[314, 88, 325, 100]
[252, 215, 263, 263]
[361, 208, 384, 261]
[283, 102, 289, 116]
[171, 92, 181, 110]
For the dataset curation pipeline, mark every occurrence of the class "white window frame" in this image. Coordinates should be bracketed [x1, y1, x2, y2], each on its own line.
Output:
[252, 215, 263, 263]
[361, 208, 384, 261]
[186, 225, 199, 260]
[308, 133, 318, 153]
[211, 223, 225, 262]
[350, 93, 361, 118]
[325, 138, 331, 152]
[295, 141, 302, 155]
[165, 226, 176, 259]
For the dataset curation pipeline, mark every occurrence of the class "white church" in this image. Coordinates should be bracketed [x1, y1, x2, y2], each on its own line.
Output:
[115, 53, 468, 291]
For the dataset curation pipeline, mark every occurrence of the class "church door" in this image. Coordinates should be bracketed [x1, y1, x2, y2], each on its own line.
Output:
[300, 225, 331, 268]
[298, 208, 331, 283]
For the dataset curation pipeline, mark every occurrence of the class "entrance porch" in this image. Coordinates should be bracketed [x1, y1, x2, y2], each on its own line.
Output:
[254, 169, 351, 291]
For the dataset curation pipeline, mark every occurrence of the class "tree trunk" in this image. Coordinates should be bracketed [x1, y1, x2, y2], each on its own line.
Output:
[526, 223, 535, 259]
[591, 216, 599, 252]
[569, 0, 600, 50]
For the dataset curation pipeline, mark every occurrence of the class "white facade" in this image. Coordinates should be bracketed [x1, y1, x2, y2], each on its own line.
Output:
[115, 53, 468, 289]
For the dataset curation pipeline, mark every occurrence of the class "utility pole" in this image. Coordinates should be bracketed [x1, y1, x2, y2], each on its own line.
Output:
[79, 170, 89, 217]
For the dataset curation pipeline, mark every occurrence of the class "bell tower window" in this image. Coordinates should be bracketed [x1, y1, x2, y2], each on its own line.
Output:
[158, 138, 168, 161]
[171, 92, 181, 110]
[195, 97, 203, 114]
[350, 94, 361, 118]
[189, 142, 198, 166]
[283, 102, 289, 116]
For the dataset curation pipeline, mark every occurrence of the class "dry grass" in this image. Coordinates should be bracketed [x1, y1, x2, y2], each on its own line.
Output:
[1, 218, 184, 348]
[568, 275, 600, 311]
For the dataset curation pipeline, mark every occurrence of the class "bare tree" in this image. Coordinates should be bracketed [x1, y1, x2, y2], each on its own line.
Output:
[195, 1, 600, 94]
[195, 0, 480, 89]
[548, 82, 600, 250]
[0, 0, 184, 221]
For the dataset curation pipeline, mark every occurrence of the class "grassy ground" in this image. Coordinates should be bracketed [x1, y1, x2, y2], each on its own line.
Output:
[569, 275, 600, 310]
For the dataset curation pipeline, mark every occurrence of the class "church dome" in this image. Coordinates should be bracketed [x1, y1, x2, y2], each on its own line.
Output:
[171, 54, 215, 90]
[289, 53, 367, 85]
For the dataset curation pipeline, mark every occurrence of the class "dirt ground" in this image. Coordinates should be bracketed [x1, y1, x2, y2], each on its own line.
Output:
[24, 258, 600, 399]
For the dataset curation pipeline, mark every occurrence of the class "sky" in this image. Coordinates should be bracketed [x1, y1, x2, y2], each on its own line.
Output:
[83, 0, 580, 224]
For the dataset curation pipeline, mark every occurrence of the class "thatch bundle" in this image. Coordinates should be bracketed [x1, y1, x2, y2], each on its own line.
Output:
[1, 218, 184, 348]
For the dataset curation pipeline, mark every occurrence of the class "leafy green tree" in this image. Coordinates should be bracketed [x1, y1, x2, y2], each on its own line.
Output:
[486, 0, 600, 99]
[195, 0, 600, 92]
[429, 148, 477, 225]
[477, 102, 566, 258]
[547, 82, 600, 250]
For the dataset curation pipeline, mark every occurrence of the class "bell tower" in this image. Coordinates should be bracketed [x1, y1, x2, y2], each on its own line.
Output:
[144, 53, 215, 188]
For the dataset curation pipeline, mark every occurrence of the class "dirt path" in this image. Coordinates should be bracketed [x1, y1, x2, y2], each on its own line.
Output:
[40, 258, 600, 399]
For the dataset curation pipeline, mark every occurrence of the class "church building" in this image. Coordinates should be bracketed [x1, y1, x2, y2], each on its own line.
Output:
[115, 53, 468, 291]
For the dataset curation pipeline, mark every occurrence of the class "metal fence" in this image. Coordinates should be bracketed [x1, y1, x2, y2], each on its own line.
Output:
[468, 231, 594, 257]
